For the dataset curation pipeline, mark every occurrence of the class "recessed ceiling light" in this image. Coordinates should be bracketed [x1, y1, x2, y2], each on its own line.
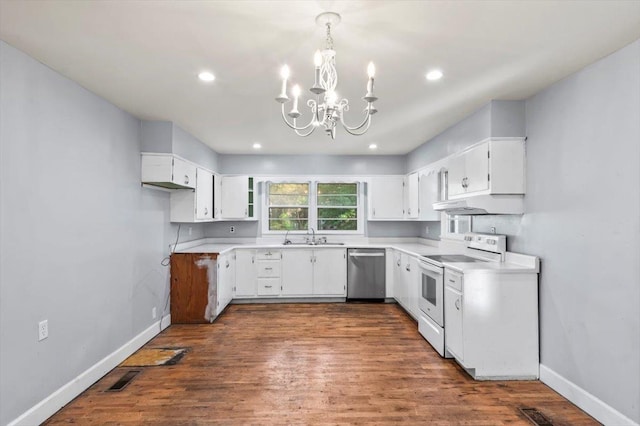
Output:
[369, 144, 378, 150]
[252, 143, 262, 149]
[426, 69, 443, 81]
[198, 71, 215, 82]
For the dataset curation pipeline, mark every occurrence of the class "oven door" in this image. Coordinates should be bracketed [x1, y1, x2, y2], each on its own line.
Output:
[418, 260, 444, 327]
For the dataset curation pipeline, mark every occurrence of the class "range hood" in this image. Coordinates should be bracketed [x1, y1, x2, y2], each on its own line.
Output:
[432, 194, 524, 215]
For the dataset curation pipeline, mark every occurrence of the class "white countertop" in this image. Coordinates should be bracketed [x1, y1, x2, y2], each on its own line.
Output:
[172, 238, 538, 274]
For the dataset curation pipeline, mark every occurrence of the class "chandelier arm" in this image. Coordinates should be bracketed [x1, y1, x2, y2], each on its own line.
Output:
[340, 114, 372, 136]
[339, 107, 372, 131]
[280, 103, 316, 131]
[293, 127, 317, 137]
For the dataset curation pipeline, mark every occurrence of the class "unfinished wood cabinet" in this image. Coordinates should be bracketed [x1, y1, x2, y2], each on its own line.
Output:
[170, 253, 218, 323]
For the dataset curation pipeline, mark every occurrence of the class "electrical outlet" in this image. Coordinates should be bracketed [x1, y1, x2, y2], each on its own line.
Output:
[425, 225, 430, 234]
[188, 227, 193, 236]
[38, 320, 48, 341]
[229, 226, 235, 234]
[152, 307, 157, 319]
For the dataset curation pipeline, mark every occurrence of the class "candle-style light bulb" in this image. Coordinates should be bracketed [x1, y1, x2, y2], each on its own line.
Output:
[310, 51, 326, 95]
[367, 62, 376, 78]
[281, 65, 290, 80]
[276, 65, 291, 103]
[289, 84, 301, 117]
[314, 51, 322, 68]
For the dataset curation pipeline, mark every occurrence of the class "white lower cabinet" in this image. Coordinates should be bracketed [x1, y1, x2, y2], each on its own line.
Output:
[281, 250, 314, 295]
[393, 251, 419, 319]
[216, 253, 235, 316]
[234, 250, 257, 297]
[444, 268, 539, 379]
[312, 249, 347, 296]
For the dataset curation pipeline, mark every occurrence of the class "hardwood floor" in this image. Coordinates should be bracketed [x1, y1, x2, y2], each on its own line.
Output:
[45, 303, 598, 425]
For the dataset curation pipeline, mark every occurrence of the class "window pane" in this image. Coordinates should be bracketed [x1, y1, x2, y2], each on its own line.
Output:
[317, 195, 357, 206]
[269, 183, 308, 195]
[269, 207, 308, 219]
[317, 183, 357, 195]
[269, 194, 309, 206]
[317, 207, 356, 219]
[269, 219, 308, 231]
[318, 219, 357, 231]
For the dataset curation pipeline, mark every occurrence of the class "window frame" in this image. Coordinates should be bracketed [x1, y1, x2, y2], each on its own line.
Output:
[261, 178, 364, 235]
[440, 213, 473, 241]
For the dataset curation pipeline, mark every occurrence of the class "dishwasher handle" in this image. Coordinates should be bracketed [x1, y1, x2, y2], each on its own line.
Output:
[348, 252, 385, 257]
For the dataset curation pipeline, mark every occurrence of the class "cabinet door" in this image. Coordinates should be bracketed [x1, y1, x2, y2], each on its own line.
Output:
[171, 253, 212, 324]
[213, 173, 222, 219]
[221, 176, 249, 219]
[313, 249, 347, 296]
[464, 142, 489, 194]
[195, 168, 214, 220]
[407, 257, 420, 317]
[447, 153, 466, 197]
[235, 250, 256, 297]
[393, 251, 404, 303]
[405, 173, 419, 219]
[281, 250, 313, 295]
[444, 285, 464, 360]
[418, 169, 440, 221]
[369, 176, 404, 219]
[172, 157, 196, 189]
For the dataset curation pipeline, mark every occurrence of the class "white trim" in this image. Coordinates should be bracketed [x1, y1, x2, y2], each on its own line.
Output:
[8, 315, 171, 426]
[539, 364, 638, 426]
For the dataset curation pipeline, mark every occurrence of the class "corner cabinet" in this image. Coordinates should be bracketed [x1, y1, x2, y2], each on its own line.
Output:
[220, 176, 255, 219]
[141, 153, 196, 190]
[170, 168, 216, 222]
[447, 138, 525, 199]
[170, 253, 218, 324]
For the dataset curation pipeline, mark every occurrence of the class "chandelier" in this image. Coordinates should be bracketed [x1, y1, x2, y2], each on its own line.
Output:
[275, 12, 378, 139]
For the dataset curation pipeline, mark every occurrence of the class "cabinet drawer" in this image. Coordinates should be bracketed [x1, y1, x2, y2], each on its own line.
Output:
[257, 261, 281, 277]
[445, 269, 463, 291]
[257, 278, 281, 296]
[256, 249, 281, 260]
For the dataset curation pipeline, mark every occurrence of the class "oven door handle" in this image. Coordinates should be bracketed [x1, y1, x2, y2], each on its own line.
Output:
[418, 261, 444, 275]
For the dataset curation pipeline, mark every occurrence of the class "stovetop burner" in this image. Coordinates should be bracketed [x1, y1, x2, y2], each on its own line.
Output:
[422, 254, 487, 264]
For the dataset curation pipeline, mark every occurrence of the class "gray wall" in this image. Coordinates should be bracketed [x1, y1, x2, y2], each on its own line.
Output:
[141, 121, 220, 172]
[508, 39, 637, 422]
[220, 154, 406, 175]
[405, 100, 526, 172]
[0, 41, 198, 425]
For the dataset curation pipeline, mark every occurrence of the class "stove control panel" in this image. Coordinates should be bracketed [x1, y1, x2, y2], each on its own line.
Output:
[464, 233, 506, 254]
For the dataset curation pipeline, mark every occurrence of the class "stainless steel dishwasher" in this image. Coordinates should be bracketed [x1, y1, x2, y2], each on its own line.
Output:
[347, 248, 386, 300]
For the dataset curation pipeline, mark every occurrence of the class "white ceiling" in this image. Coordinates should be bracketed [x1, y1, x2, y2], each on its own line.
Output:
[1, 1, 639, 155]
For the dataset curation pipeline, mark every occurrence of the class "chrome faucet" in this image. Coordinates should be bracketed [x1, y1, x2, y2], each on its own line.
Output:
[308, 227, 316, 244]
[283, 229, 292, 245]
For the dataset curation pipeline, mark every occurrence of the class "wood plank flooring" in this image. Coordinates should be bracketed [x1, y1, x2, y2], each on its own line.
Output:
[44, 303, 599, 425]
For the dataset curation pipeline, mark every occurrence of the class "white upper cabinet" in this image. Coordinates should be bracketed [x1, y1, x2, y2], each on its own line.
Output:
[404, 172, 419, 219]
[418, 168, 441, 221]
[195, 168, 214, 220]
[221, 176, 250, 219]
[447, 139, 525, 199]
[213, 173, 222, 219]
[141, 153, 196, 189]
[368, 176, 405, 220]
[170, 167, 215, 223]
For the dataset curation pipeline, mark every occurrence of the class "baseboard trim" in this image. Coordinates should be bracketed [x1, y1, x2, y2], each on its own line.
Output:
[8, 314, 171, 426]
[540, 364, 638, 426]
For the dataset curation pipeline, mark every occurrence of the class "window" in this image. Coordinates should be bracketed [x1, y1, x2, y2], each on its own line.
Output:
[267, 182, 309, 231]
[265, 180, 361, 233]
[441, 214, 472, 240]
[316, 183, 358, 231]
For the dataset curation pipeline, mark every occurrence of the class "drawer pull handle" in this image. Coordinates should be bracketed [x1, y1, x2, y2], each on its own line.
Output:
[264, 267, 273, 270]
[264, 285, 272, 288]
[448, 279, 456, 283]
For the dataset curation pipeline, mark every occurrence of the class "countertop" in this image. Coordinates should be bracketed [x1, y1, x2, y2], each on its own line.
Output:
[172, 239, 539, 274]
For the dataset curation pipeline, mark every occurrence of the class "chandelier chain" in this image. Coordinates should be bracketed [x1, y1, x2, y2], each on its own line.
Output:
[325, 22, 334, 50]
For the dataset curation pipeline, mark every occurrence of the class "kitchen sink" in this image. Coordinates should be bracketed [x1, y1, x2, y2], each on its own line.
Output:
[282, 241, 345, 246]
